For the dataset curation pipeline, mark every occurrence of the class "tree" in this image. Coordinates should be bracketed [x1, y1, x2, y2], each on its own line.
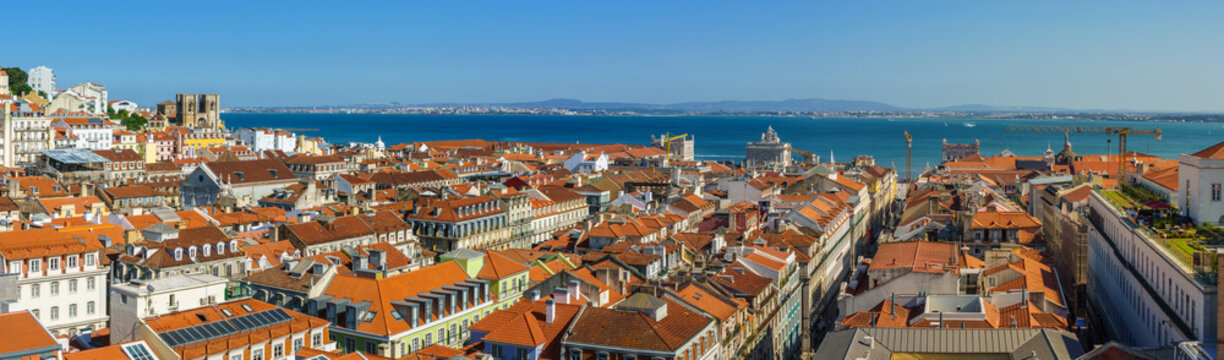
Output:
[2, 67, 30, 96]
[121, 113, 148, 131]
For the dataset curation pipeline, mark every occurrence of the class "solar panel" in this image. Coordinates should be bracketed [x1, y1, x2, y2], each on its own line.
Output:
[158, 308, 292, 348]
[121, 342, 157, 360]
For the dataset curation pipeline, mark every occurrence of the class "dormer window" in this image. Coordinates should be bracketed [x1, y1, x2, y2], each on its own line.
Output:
[174, 248, 183, 260]
[234, 171, 244, 181]
[202, 246, 211, 257]
[269, 169, 278, 177]
[217, 244, 225, 255]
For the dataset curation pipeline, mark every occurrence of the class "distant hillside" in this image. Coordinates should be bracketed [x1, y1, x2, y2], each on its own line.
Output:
[248, 98, 1165, 114]
[420, 97, 903, 113]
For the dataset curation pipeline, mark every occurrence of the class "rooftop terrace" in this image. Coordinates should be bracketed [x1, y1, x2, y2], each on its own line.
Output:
[1095, 186, 1220, 284]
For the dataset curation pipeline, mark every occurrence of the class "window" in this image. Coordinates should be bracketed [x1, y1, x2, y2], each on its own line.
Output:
[50, 282, 59, 296]
[313, 332, 322, 347]
[30, 259, 40, 273]
[493, 344, 503, 356]
[252, 349, 263, 360]
[69, 280, 78, 293]
[1213, 184, 1222, 201]
[596, 352, 609, 360]
[87, 277, 96, 290]
[87, 301, 95, 315]
[425, 333, 433, 346]
[364, 341, 377, 354]
[293, 337, 303, 353]
[345, 338, 356, 352]
[231, 355, 241, 360]
[30, 284, 39, 298]
[31, 309, 39, 319]
[8, 261, 19, 274]
[411, 338, 420, 353]
[569, 349, 582, 360]
[69, 304, 77, 317]
[67, 255, 77, 269]
[49, 258, 59, 271]
[85, 254, 95, 266]
[273, 344, 283, 358]
[515, 347, 530, 360]
[438, 328, 445, 344]
[50, 306, 59, 320]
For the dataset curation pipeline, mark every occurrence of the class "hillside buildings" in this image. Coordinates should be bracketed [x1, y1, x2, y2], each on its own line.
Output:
[28, 66, 55, 99]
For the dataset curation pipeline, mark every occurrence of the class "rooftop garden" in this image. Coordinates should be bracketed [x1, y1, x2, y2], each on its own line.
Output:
[1101, 185, 1223, 283]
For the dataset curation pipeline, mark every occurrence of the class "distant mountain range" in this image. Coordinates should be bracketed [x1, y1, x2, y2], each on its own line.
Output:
[339, 98, 1088, 113]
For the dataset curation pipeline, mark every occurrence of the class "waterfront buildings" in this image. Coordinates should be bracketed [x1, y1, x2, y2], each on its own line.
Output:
[941, 138, 980, 162]
[651, 132, 695, 161]
[745, 126, 791, 169]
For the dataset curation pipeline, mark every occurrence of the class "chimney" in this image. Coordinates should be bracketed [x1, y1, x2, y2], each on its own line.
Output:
[567, 280, 580, 302]
[1021, 287, 1028, 308]
[553, 287, 570, 304]
[530, 290, 541, 302]
[546, 298, 556, 324]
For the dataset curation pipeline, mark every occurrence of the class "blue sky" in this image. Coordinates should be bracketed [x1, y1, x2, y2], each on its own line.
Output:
[8, 1, 1223, 111]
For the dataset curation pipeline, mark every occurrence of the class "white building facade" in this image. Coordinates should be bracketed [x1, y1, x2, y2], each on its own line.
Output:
[0, 229, 109, 336]
[28, 66, 55, 98]
[109, 273, 229, 343]
[1086, 191, 1216, 349]
[234, 128, 297, 153]
[1179, 142, 1224, 226]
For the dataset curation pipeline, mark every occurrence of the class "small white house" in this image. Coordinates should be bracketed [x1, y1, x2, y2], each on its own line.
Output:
[563, 152, 608, 173]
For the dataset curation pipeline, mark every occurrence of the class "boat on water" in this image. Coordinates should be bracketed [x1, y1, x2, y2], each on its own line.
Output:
[963, 122, 977, 128]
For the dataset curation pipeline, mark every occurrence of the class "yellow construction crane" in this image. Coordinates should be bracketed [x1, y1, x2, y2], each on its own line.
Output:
[660, 133, 689, 161]
[1004, 125, 1161, 180]
[904, 131, 912, 181]
[788, 147, 819, 164]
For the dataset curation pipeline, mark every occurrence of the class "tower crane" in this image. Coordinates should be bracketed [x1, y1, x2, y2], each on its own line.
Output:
[904, 131, 912, 182]
[659, 133, 689, 161]
[1004, 125, 1161, 180]
[788, 147, 820, 164]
